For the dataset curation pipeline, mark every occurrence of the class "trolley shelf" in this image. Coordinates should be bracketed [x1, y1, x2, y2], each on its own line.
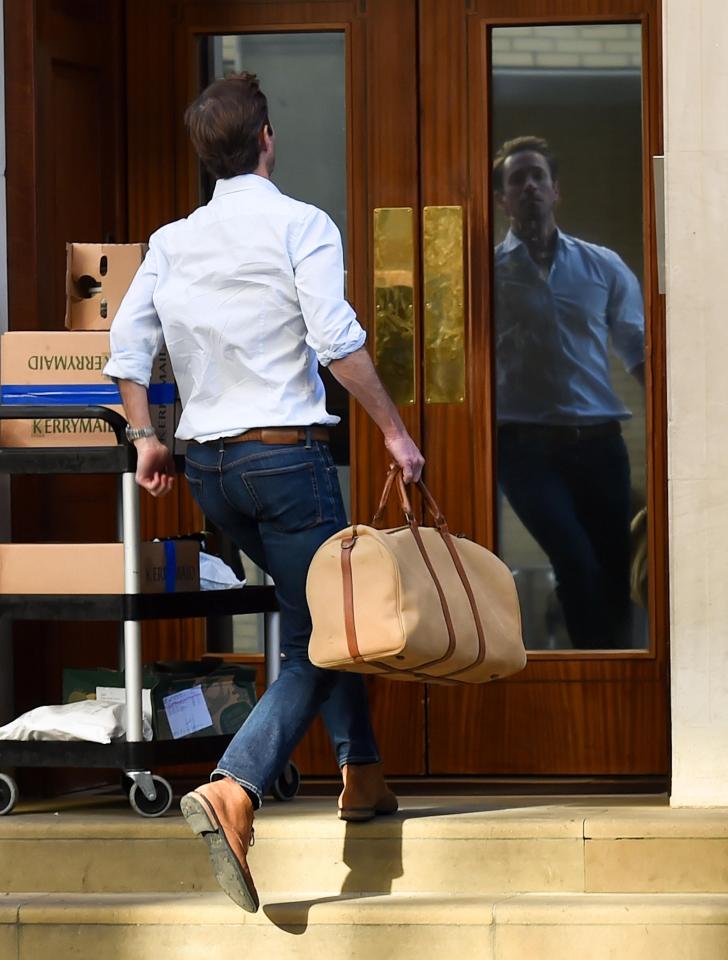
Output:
[0, 405, 136, 474]
[0, 585, 278, 621]
[0, 735, 236, 768]
[0, 445, 136, 474]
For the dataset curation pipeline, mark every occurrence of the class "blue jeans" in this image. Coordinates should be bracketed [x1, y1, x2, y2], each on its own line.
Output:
[184, 435, 380, 806]
[498, 424, 633, 650]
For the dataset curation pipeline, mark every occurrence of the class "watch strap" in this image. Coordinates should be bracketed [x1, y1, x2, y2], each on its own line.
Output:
[125, 424, 157, 442]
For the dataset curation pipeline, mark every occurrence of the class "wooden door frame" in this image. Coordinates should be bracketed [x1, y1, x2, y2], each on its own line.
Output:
[470, 0, 667, 666]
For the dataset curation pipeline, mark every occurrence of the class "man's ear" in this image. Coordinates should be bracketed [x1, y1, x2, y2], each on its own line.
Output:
[553, 179, 561, 204]
[494, 191, 506, 212]
[259, 124, 274, 150]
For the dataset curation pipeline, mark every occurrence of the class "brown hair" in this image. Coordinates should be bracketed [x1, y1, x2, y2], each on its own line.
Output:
[184, 72, 270, 180]
[492, 136, 558, 192]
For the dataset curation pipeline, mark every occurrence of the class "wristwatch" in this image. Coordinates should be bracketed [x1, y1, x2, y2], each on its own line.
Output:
[125, 424, 157, 442]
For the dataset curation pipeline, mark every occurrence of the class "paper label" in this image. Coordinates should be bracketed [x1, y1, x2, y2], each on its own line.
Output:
[162, 686, 213, 739]
[95, 686, 153, 741]
[96, 686, 152, 715]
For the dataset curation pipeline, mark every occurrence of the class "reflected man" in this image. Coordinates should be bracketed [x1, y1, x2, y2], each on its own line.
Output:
[493, 136, 644, 649]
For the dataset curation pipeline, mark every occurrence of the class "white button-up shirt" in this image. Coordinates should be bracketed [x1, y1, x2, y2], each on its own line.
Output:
[104, 174, 365, 441]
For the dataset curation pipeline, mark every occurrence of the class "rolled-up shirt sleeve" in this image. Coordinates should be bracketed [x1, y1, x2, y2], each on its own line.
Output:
[290, 207, 366, 366]
[606, 253, 645, 373]
[103, 244, 164, 386]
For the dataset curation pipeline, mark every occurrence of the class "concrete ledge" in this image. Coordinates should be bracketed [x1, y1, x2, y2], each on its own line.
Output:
[9, 797, 728, 897]
[8, 892, 728, 960]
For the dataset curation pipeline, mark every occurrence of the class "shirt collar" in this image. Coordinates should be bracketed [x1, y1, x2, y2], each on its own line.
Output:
[212, 174, 280, 199]
[501, 226, 571, 254]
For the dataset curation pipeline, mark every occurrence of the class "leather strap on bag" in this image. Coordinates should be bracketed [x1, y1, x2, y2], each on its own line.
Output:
[340, 527, 363, 662]
[439, 529, 487, 675]
[372, 464, 446, 529]
[371, 466, 487, 678]
[390, 472, 458, 671]
[372, 464, 407, 527]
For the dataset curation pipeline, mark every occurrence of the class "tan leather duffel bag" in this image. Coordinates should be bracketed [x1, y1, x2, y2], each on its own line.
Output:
[307, 468, 526, 685]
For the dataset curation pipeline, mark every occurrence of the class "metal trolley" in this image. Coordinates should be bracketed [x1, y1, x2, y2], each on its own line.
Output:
[0, 405, 300, 817]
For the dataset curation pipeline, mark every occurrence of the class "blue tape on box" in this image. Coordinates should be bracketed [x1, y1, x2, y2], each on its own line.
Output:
[0, 383, 176, 405]
[163, 540, 176, 593]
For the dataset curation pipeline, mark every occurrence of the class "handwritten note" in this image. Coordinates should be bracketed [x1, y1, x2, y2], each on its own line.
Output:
[162, 686, 213, 739]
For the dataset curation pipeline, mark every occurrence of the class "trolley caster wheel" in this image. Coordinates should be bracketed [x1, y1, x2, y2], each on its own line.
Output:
[128, 776, 173, 818]
[271, 763, 300, 802]
[0, 774, 18, 816]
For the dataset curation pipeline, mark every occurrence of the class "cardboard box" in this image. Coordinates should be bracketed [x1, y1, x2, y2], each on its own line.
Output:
[0, 331, 175, 448]
[0, 540, 200, 595]
[65, 243, 147, 331]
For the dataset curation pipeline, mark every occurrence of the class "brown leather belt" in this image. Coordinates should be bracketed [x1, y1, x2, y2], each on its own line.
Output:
[222, 427, 330, 445]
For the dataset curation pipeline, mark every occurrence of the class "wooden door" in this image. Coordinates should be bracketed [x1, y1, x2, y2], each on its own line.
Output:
[419, 0, 668, 778]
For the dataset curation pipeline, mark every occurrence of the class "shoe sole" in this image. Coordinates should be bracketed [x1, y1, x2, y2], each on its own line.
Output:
[180, 792, 259, 913]
[338, 798, 399, 822]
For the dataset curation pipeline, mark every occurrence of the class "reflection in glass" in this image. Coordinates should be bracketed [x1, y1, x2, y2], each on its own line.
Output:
[490, 24, 647, 651]
[202, 33, 349, 653]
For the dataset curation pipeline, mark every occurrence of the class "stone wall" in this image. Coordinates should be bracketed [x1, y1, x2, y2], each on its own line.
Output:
[665, 0, 728, 806]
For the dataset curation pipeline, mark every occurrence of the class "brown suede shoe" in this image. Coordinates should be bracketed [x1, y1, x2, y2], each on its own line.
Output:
[338, 761, 399, 822]
[180, 778, 259, 912]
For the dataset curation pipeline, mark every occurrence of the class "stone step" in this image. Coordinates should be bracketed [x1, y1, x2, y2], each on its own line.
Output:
[3, 891, 728, 959]
[2, 796, 728, 896]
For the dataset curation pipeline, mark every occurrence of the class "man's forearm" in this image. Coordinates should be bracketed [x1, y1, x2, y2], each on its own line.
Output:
[329, 346, 424, 482]
[328, 347, 407, 440]
[118, 379, 154, 429]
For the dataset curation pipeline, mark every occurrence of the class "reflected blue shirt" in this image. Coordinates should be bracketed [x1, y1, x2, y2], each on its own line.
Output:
[494, 228, 644, 425]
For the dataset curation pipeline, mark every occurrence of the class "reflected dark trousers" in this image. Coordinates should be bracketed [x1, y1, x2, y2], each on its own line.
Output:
[183, 437, 380, 806]
[497, 423, 632, 650]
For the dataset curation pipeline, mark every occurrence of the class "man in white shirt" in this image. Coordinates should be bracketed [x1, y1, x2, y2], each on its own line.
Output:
[104, 72, 423, 912]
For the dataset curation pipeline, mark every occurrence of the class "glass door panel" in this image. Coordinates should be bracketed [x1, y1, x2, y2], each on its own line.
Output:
[491, 24, 648, 651]
[199, 31, 350, 654]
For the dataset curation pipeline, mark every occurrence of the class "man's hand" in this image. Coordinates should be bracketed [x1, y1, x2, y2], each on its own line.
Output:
[384, 431, 425, 484]
[134, 437, 176, 497]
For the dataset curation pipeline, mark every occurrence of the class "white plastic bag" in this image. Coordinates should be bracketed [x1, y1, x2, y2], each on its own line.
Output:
[200, 552, 246, 590]
[0, 699, 153, 744]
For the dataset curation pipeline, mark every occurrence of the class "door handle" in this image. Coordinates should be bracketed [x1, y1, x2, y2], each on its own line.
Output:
[372, 207, 416, 405]
[422, 205, 465, 404]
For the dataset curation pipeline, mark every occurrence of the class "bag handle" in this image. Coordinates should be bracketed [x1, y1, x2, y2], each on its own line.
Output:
[371, 465, 449, 531]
